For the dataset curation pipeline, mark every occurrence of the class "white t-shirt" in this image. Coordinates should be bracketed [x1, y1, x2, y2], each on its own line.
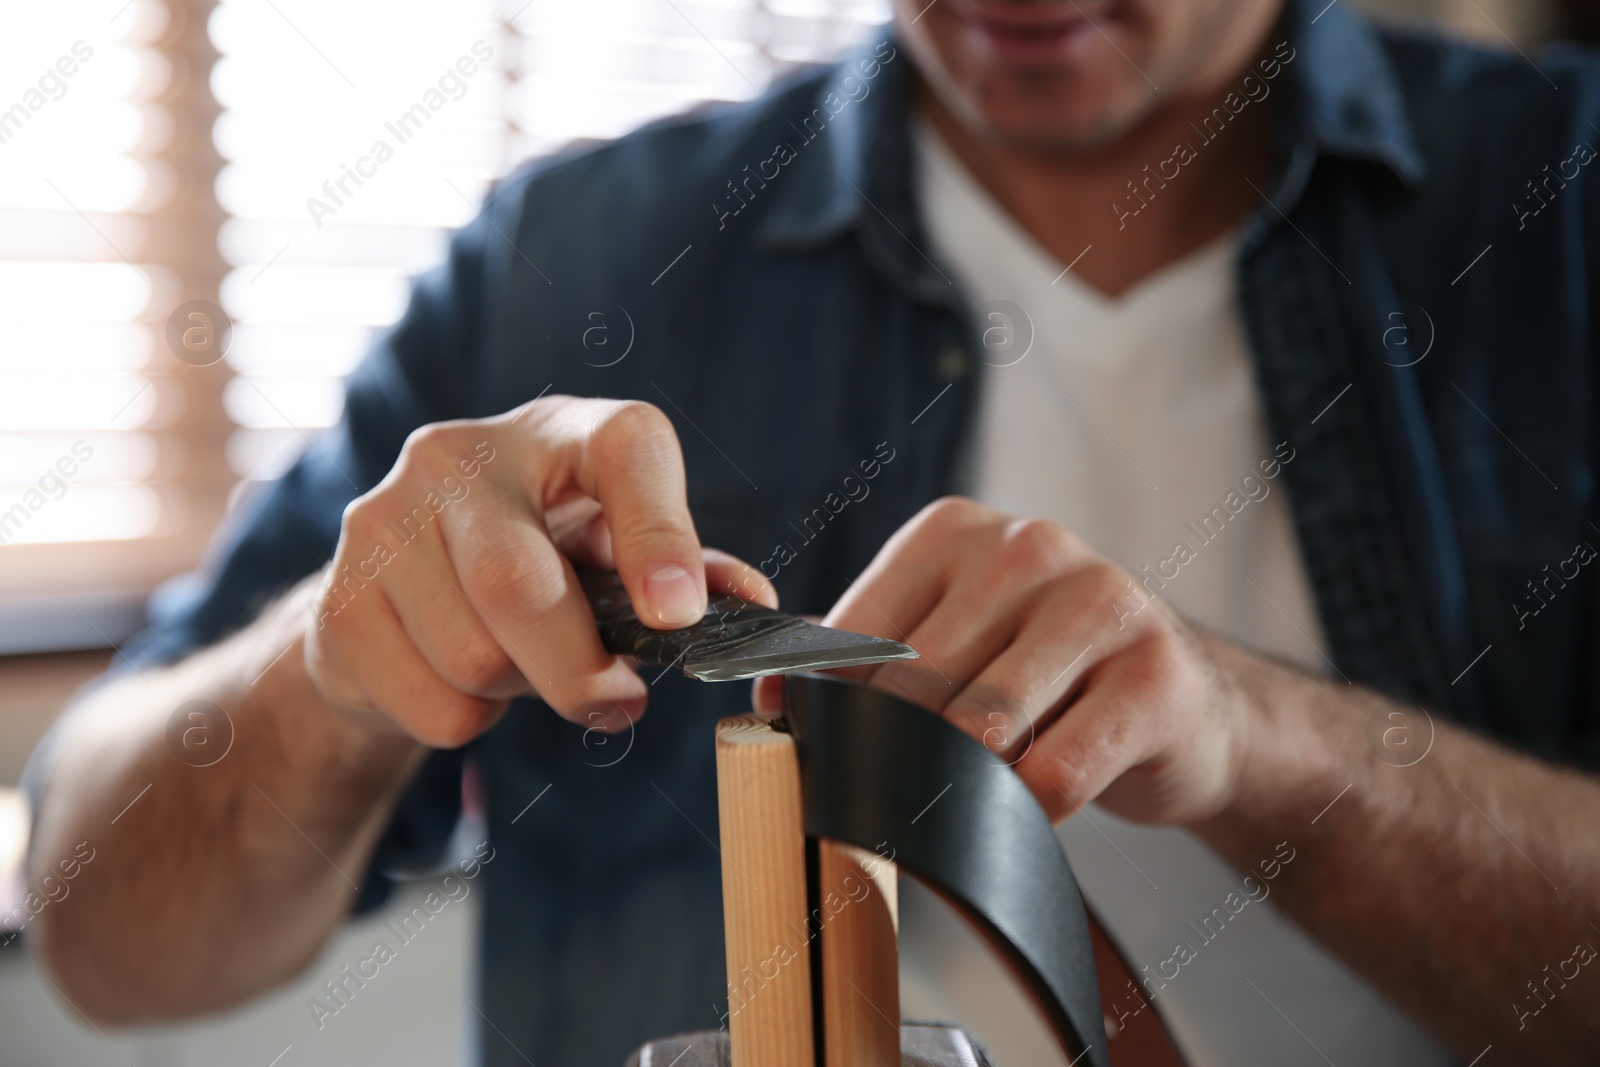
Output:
[898, 119, 1452, 1067]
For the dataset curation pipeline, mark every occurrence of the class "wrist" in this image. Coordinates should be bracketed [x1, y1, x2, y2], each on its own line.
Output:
[1190, 637, 1362, 856]
[251, 575, 426, 780]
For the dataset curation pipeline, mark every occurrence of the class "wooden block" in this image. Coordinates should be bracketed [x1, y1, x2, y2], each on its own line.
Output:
[818, 841, 900, 1067]
[715, 715, 814, 1067]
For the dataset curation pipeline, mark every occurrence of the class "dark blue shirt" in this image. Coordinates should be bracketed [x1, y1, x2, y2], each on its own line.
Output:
[78, 0, 1600, 1062]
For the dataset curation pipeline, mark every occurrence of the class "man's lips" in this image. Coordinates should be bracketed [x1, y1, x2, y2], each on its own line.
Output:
[947, 2, 1126, 66]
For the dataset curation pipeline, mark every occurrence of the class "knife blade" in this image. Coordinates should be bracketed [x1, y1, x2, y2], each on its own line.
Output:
[580, 568, 918, 682]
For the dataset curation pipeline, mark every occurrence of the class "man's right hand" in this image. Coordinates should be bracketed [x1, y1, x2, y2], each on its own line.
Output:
[24, 395, 774, 1022]
[304, 395, 776, 750]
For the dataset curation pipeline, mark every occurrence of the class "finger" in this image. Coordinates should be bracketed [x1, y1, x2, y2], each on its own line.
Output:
[817, 498, 1012, 685]
[939, 566, 1145, 753]
[379, 527, 531, 701]
[1012, 635, 1206, 824]
[545, 502, 773, 613]
[818, 500, 997, 638]
[813, 559, 949, 689]
[941, 642, 1099, 768]
[546, 497, 612, 568]
[703, 547, 778, 610]
[857, 560, 1050, 714]
[1014, 663, 1164, 823]
[438, 485, 648, 724]
[523, 399, 706, 628]
[312, 588, 507, 749]
[820, 552, 947, 641]
[752, 674, 783, 713]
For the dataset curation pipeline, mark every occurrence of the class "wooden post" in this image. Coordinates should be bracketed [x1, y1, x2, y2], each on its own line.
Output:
[818, 841, 900, 1067]
[715, 715, 814, 1067]
[715, 714, 903, 1067]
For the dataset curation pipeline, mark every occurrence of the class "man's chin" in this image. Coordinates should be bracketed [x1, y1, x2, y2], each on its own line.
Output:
[951, 87, 1155, 154]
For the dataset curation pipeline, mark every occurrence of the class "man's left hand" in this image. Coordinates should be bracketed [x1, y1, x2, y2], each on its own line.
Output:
[752, 497, 1600, 1063]
[755, 496, 1266, 825]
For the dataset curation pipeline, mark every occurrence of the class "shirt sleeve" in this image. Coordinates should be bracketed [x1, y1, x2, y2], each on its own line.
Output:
[23, 184, 511, 914]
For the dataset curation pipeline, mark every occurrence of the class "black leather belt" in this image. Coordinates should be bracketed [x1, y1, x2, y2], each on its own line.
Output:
[784, 673, 1110, 1067]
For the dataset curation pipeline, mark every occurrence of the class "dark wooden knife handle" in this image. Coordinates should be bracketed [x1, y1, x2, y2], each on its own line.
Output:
[579, 568, 798, 669]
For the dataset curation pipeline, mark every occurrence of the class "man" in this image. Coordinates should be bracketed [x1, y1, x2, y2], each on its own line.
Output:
[22, 0, 1600, 1063]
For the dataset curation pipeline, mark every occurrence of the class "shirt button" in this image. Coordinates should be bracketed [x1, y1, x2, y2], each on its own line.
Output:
[935, 346, 970, 381]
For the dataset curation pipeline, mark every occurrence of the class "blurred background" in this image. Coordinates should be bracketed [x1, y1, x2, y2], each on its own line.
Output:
[0, 0, 1584, 1063]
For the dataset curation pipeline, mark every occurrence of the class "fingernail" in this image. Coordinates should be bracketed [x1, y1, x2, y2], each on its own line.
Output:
[645, 564, 703, 626]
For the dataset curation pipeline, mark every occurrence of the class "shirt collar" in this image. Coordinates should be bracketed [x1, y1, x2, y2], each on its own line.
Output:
[759, 33, 956, 303]
[1275, 0, 1425, 184]
[760, 0, 1423, 275]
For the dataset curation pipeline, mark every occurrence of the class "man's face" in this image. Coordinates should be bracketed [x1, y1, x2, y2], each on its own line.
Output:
[893, 0, 1283, 151]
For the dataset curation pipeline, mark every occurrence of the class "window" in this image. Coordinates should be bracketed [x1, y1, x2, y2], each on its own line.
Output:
[0, 0, 886, 651]
[0, 12, 156, 553]
[217, 0, 888, 488]
[0, 0, 200, 650]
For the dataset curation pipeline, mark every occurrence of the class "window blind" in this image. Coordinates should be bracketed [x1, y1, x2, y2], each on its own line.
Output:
[0, 0, 886, 648]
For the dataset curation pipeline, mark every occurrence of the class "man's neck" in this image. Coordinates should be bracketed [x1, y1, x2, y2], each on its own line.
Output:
[920, 36, 1284, 298]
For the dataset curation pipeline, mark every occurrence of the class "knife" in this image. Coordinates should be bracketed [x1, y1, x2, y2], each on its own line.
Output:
[580, 568, 918, 682]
